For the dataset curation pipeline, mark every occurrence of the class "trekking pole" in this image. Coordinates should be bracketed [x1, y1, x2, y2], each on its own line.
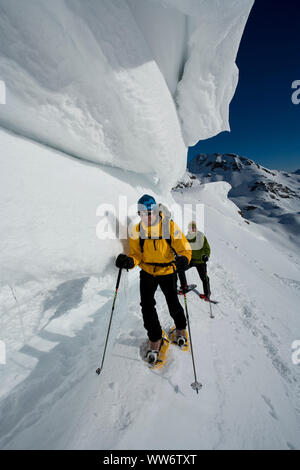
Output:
[96, 268, 122, 375]
[180, 272, 202, 394]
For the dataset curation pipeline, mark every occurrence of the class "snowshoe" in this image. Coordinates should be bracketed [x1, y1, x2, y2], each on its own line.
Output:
[199, 294, 210, 301]
[145, 330, 169, 369]
[177, 284, 197, 295]
[198, 293, 218, 304]
[169, 327, 189, 352]
[193, 288, 218, 304]
[145, 350, 159, 365]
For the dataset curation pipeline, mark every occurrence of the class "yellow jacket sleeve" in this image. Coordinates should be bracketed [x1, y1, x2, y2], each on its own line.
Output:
[128, 226, 142, 268]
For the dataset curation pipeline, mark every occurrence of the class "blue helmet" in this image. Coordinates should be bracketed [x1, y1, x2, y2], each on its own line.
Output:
[137, 194, 157, 213]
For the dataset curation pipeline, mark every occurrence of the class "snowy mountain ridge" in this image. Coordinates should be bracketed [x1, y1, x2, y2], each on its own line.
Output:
[187, 153, 300, 248]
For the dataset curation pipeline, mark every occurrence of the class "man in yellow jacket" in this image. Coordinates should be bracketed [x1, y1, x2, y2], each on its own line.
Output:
[116, 194, 191, 364]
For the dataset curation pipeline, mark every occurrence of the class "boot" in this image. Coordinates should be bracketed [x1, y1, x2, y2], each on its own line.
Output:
[200, 293, 210, 301]
[178, 285, 188, 295]
[175, 329, 188, 348]
[145, 337, 163, 365]
[203, 276, 211, 299]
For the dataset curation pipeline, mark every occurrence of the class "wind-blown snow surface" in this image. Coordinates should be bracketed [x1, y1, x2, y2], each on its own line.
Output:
[0, 0, 253, 188]
[1, 130, 300, 450]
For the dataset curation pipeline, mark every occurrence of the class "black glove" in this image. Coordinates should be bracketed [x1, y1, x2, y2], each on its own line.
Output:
[174, 255, 189, 271]
[116, 254, 134, 270]
[202, 255, 209, 263]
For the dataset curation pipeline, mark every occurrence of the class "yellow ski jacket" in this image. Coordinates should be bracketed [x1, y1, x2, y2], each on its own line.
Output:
[129, 215, 191, 276]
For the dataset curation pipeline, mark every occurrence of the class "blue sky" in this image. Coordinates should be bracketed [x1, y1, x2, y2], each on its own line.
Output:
[188, 0, 300, 172]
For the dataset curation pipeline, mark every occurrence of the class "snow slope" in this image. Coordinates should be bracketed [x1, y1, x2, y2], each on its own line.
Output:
[0, 132, 300, 449]
[0, 0, 254, 189]
[2, 0, 299, 451]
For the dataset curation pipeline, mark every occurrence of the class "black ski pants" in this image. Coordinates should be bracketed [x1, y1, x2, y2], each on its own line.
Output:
[178, 261, 211, 297]
[140, 270, 186, 342]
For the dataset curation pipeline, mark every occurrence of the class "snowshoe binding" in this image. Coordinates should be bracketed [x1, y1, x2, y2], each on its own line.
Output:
[199, 294, 210, 301]
[177, 284, 197, 295]
[145, 330, 169, 369]
[169, 327, 189, 352]
[198, 293, 218, 304]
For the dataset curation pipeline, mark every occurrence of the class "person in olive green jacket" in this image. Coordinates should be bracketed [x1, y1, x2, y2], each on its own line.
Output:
[178, 221, 211, 300]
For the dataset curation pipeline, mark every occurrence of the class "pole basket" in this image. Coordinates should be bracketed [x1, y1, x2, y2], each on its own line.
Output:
[191, 381, 203, 394]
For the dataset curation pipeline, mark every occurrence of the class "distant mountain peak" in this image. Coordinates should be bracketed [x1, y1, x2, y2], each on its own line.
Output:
[189, 153, 277, 176]
[185, 153, 300, 244]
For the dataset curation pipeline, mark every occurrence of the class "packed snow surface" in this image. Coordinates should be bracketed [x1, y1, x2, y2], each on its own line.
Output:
[0, 130, 300, 450]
